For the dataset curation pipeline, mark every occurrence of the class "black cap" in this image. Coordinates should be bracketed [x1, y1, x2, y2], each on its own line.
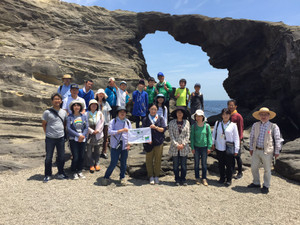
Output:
[70, 83, 79, 89]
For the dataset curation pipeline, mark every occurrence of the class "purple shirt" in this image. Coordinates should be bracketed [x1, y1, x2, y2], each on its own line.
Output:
[108, 117, 132, 150]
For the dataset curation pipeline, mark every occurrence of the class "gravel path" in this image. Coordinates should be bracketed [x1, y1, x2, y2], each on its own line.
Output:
[0, 165, 299, 225]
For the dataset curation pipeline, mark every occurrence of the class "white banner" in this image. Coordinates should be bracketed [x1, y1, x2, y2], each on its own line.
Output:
[128, 127, 152, 144]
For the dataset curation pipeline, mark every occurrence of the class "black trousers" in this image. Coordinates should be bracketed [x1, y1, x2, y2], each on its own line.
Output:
[216, 149, 234, 182]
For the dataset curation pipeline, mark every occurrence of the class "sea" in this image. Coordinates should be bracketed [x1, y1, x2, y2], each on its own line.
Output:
[201, 100, 228, 118]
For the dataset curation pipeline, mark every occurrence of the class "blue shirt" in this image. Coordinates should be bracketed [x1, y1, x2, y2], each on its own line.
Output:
[57, 85, 71, 99]
[78, 88, 94, 109]
[108, 117, 132, 150]
[105, 86, 117, 107]
[132, 90, 148, 117]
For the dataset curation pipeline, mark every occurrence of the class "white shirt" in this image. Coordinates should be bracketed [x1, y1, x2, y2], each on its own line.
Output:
[116, 89, 127, 107]
[62, 95, 86, 114]
[212, 120, 240, 153]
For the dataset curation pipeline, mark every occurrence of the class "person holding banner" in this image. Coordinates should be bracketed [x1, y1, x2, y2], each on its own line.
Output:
[102, 106, 132, 186]
[142, 104, 167, 185]
[169, 106, 191, 186]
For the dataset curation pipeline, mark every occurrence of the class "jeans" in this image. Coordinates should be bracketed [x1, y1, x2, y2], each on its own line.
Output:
[172, 153, 187, 182]
[45, 137, 65, 176]
[194, 147, 208, 179]
[133, 116, 145, 128]
[104, 146, 128, 179]
[69, 140, 86, 173]
[216, 149, 234, 182]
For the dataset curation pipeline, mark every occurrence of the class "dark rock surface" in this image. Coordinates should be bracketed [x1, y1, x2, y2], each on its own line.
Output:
[275, 138, 300, 182]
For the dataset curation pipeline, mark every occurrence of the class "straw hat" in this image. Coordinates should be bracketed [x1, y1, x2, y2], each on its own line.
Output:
[62, 74, 72, 79]
[69, 100, 85, 111]
[171, 106, 190, 120]
[252, 107, 276, 120]
[95, 89, 108, 99]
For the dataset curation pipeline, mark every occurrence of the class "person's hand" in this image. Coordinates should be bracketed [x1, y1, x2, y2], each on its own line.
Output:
[207, 149, 211, 154]
[164, 84, 168, 90]
[192, 149, 195, 154]
[144, 87, 147, 91]
[192, 92, 195, 97]
[118, 128, 129, 133]
[93, 130, 99, 135]
[274, 154, 279, 159]
[250, 150, 253, 156]
[78, 135, 85, 142]
[211, 145, 215, 151]
[150, 124, 156, 129]
[234, 153, 238, 156]
[176, 93, 180, 98]
[126, 145, 131, 151]
[177, 144, 181, 150]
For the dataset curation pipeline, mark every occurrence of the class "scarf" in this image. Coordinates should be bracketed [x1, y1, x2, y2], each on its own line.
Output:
[231, 110, 237, 115]
[148, 113, 159, 124]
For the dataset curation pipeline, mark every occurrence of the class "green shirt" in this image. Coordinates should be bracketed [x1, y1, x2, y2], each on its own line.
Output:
[156, 81, 173, 100]
[190, 122, 213, 149]
[175, 88, 191, 106]
[145, 86, 156, 104]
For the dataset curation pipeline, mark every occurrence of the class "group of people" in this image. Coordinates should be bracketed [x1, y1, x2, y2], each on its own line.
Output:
[42, 72, 282, 194]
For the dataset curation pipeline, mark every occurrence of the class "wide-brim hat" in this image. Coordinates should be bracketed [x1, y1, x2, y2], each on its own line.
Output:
[252, 107, 276, 120]
[89, 99, 98, 107]
[95, 89, 108, 99]
[171, 106, 190, 120]
[192, 109, 206, 121]
[116, 106, 128, 113]
[62, 74, 72, 79]
[69, 100, 85, 111]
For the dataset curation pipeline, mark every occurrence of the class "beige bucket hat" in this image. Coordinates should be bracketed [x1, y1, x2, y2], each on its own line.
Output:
[62, 74, 72, 79]
[95, 89, 108, 99]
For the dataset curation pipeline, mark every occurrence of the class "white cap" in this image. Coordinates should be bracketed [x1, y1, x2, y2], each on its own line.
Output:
[192, 109, 206, 121]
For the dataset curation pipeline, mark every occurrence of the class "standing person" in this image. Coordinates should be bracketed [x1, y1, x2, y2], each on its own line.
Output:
[102, 107, 132, 186]
[142, 104, 167, 185]
[67, 100, 89, 180]
[105, 77, 118, 118]
[95, 89, 111, 159]
[247, 107, 282, 194]
[156, 72, 173, 114]
[145, 77, 157, 107]
[190, 110, 212, 186]
[190, 83, 204, 115]
[212, 108, 240, 186]
[132, 79, 148, 128]
[155, 94, 168, 126]
[62, 84, 86, 115]
[42, 93, 68, 182]
[85, 99, 104, 173]
[174, 78, 191, 109]
[228, 99, 244, 179]
[169, 107, 191, 186]
[57, 74, 72, 99]
[116, 81, 130, 108]
[78, 80, 94, 110]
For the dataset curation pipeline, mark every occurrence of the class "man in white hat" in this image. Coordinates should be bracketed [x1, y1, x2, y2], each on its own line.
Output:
[57, 74, 72, 99]
[62, 84, 86, 115]
[247, 107, 282, 194]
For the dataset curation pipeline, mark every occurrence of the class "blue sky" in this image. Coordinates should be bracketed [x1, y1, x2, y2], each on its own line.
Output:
[64, 0, 300, 100]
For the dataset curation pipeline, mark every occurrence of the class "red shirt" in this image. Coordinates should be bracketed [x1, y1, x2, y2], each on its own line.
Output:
[231, 111, 244, 140]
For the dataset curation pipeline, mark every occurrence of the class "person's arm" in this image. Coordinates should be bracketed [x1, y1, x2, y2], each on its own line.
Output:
[211, 121, 218, 151]
[190, 124, 195, 152]
[249, 123, 256, 156]
[108, 119, 118, 136]
[82, 115, 89, 137]
[145, 92, 148, 110]
[166, 82, 173, 93]
[164, 106, 168, 125]
[232, 124, 240, 154]
[207, 124, 213, 149]
[169, 121, 179, 146]
[273, 124, 282, 156]
[42, 120, 47, 133]
[86, 112, 94, 134]
[96, 112, 105, 134]
[187, 89, 191, 103]
[181, 121, 190, 145]
[175, 89, 180, 99]
[67, 116, 81, 138]
[200, 94, 204, 110]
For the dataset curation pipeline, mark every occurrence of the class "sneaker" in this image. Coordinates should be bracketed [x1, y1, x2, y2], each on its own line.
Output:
[225, 181, 232, 187]
[247, 183, 260, 188]
[78, 172, 86, 179]
[149, 177, 155, 185]
[218, 178, 225, 184]
[195, 178, 201, 185]
[175, 182, 180, 186]
[183, 182, 188, 186]
[100, 153, 108, 159]
[43, 176, 50, 183]
[102, 178, 108, 186]
[261, 186, 269, 194]
[90, 166, 95, 173]
[120, 178, 127, 186]
[235, 173, 243, 179]
[154, 177, 159, 184]
[95, 165, 100, 171]
[73, 173, 79, 180]
[202, 179, 208, 186]
[57, 173, 68, 179]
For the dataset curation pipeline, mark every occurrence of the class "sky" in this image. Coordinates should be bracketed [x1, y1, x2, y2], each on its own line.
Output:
[64, 0, 300, 100]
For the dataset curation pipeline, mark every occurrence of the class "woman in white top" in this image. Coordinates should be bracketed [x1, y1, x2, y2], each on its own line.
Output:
[95, 89, 112, 159]
[212, 108, 240, 186]
[155, 93, 168, 126]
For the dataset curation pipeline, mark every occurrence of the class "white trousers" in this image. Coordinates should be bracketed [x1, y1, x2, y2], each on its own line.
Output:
[251, 150, 273, 188]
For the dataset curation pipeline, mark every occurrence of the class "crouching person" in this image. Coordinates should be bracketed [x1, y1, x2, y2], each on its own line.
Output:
[248, 107, 282, 194]
[102, 106, 132, 186]
[42, 93, 68, 183]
